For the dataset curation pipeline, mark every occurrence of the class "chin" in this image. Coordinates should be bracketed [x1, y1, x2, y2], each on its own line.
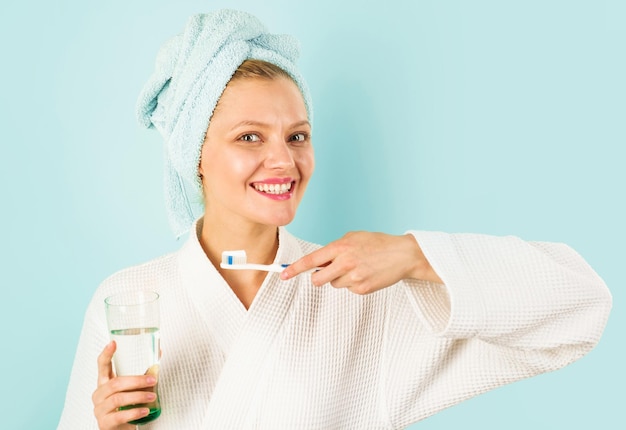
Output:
[271, 217, 296, 227]
[262, 213, 296, 228]
[248, 204, 299, 228]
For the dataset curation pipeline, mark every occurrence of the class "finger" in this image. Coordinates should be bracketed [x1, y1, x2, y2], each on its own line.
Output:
[281, 246, 336, 280]
[95, 388, 157, 418]
[97, 341, 116, 387]
[97, 405, 151, 430]
[309, 259, 352, 287]
[93, 374, 157, 407]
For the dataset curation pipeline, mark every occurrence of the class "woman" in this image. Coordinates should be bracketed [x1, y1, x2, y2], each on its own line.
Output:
[58, 9, 612, 430]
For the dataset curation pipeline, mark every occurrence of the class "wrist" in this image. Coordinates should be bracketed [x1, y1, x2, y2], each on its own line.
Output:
[403, 233, 443, 284]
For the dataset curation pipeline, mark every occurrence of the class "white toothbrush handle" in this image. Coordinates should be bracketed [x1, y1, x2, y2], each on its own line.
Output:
[247, 263, 286, 273]
[220, 263, 287, 273]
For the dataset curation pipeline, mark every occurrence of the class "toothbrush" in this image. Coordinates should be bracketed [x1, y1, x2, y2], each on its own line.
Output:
[220, 250, 290, 273]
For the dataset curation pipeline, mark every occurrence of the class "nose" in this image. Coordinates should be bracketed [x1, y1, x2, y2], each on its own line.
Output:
[263, 139, 295, 170]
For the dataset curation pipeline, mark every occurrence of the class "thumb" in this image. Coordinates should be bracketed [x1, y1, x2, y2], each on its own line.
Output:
[97, 340, 116, 387]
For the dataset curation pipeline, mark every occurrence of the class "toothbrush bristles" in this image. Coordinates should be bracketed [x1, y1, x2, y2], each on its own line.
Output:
[222, 250, 248, 265]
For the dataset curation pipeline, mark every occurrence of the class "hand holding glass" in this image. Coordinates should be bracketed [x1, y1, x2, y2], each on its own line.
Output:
[105, 291, 161, 425]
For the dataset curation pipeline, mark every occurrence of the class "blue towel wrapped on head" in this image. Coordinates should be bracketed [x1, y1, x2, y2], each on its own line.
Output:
[136, 9, 313, 237]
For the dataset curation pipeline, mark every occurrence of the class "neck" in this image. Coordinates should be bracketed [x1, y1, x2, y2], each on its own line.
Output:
[197, 216, 280, 310]
[199, 217, 279, 268]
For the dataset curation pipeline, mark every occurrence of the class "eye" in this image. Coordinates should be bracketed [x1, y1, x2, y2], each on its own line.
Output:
[239, 133, 261, 143]
[289, 132, 309, 144]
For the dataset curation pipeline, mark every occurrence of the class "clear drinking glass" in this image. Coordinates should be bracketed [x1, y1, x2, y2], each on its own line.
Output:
[105, 291, 161, 425]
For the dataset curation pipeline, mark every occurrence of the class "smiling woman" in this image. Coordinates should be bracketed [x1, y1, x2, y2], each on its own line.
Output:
[199, 70, 314, 234]
[57, 8, 612, 430]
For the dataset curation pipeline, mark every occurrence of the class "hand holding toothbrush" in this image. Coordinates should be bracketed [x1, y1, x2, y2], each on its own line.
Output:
[280, 231, 443, 295]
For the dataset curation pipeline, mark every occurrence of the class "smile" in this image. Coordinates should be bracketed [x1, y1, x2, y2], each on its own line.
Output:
[251, 181, 294, 195]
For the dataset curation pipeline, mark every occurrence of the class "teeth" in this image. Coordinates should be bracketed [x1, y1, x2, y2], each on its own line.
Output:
[253, 182, 293, 194]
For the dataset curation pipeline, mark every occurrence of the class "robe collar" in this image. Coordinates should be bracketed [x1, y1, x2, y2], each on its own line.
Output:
[177, 218, 303, 356]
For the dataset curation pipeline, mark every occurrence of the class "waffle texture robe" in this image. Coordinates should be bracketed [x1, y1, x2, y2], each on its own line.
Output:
[58, 222, 611, 429]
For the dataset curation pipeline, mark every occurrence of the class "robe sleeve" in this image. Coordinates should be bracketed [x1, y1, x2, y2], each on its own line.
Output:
[57, 294, 108, 430]
[381, 231, 612, 427]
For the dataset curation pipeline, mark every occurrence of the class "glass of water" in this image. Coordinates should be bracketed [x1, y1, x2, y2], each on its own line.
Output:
[105, 291, 161, 425]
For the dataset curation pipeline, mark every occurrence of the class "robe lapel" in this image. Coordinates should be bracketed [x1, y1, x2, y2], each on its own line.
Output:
[178, 222, 248, 358]
[200, 227, 303, 428]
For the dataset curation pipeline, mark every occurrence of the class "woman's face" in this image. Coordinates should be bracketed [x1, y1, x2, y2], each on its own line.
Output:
[199, 77, 314, 229]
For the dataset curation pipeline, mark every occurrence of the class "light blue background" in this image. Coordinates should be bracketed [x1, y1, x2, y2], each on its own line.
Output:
[1, 1, 623, 428]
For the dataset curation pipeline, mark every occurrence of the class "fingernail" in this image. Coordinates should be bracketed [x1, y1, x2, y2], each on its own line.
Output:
[146, 376, 157, 384]
[146, 392, 157, 401]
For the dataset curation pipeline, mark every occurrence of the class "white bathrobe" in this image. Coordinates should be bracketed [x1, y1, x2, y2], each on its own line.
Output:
[58, 222, 612, 429]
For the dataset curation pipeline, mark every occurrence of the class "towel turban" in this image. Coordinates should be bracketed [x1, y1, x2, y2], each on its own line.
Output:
[136, 9, 313, 237]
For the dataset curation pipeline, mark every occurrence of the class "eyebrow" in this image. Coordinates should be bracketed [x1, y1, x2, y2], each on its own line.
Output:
[230, 120, 311, 130]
